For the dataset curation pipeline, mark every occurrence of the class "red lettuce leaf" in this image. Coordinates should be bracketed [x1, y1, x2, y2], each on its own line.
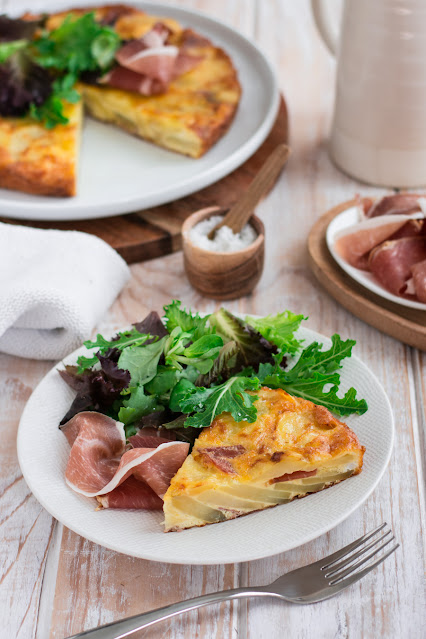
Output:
[133, 311, 168, 342]
[0, 51, 53, 117]
[58, 363, 130, 426]
[0, 15, 43, 42]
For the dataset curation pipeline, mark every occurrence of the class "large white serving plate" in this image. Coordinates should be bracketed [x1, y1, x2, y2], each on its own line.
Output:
[17, 324, 394, 565]
[0, 1, 279, 221]
[327, 206, 426, 311]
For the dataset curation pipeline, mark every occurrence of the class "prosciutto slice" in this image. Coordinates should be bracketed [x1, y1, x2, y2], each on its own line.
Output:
[334, 216, 411, 269]
[173, 51, 203, 77]
[62, 412, 189, 506]
[388, 219, 424, 241]
[138, 22, 172, 48]
[102, 22, 203, 96]
[271, 469, 317, 484]
[97, 476, 163, 510]
[100, 66, 165, 95]
[129, 433, 175, 448]
[365, 194, 423, 218]
[62, 412, 126, 495]
[411, 259, 426, 303]
[197, 445, 246, 475]
[369, 237, 426, 296]
[117, 41, 179, 82]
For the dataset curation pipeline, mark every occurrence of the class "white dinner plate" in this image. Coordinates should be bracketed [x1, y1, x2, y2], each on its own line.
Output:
[1, 1, 279, 222]
[17, 324, 394, 565]
[327, 206, 426, 311]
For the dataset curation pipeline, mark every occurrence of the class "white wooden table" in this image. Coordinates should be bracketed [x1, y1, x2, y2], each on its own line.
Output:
[1, 1, 425, 638]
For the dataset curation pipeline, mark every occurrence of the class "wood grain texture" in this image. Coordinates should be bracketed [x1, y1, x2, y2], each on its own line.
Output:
[50, 528, 239, 639]
[0, 355, 55, 639]
[1, 1, 425, 638]
[308, 199, 426, 350]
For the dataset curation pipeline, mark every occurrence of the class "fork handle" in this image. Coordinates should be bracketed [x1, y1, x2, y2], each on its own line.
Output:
[65, 587, 274, 639]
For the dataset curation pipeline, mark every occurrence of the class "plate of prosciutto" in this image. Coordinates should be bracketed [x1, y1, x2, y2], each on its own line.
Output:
[17, 302, 393, 564]
[327, 194, 426, 310]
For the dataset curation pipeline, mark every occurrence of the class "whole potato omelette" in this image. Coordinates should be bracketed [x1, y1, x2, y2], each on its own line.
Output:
[0, 4, 241, 197]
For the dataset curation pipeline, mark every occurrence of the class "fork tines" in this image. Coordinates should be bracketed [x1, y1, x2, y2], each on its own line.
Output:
[320, 522, 399, 586]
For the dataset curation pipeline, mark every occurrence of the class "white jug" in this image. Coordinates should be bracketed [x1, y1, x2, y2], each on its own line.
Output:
[311, 0, 426, 187]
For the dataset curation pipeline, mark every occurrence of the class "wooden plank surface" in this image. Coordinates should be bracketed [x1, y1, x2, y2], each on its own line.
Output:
[1, 1, 425, 639]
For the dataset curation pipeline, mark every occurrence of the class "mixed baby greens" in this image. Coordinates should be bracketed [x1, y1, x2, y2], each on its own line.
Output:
[0, 13, 120, 127]
[59, 301, 368, 443]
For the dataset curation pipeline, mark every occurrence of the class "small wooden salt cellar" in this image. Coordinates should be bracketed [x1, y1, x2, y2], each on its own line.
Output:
[182, 206, 265, 300]
[181, 144, 290, 300]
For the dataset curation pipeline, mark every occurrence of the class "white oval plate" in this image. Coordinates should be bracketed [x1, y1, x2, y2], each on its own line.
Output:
[0, 1, 279, 222]
[327, 206, 426, 311]
[17, 325, 394, 565]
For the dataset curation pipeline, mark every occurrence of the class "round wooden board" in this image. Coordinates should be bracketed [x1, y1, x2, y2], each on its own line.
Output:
[308, 199, 426, 351]
[1, 96, 288, 265]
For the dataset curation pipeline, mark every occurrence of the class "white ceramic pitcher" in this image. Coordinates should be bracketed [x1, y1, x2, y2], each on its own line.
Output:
[311, 0, 426, 187]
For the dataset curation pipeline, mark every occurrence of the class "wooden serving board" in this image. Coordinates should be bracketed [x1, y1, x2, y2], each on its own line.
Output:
[1, 96, 288, 264]
[308, 199, 426, 350]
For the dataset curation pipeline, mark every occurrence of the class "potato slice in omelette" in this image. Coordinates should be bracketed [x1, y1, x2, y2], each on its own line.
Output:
[0, 100, 82, 197]
[163, 387, 365, 532]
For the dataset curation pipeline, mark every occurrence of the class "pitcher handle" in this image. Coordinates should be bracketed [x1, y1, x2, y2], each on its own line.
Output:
[310, 0, 339, 55]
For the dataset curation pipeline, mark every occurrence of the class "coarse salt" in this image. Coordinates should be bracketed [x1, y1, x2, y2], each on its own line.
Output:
[189, 215, 257, 252]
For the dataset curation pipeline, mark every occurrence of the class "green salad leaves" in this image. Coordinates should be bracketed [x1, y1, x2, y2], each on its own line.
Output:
[179, 377, 261, 429]
[0, 12, 121, 128]
[59, 300, 368, 441]
[32, 12, 120, 75]
[255, 335, 368, 416]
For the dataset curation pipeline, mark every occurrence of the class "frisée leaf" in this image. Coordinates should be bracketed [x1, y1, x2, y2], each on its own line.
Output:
[163, 300, 212, 340]
[163, 327, 223, 373]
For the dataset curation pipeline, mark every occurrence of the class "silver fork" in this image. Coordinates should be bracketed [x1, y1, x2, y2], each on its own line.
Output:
[66, 523, 398, 639]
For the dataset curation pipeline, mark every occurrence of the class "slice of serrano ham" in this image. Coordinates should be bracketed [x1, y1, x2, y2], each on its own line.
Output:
[62, 412, 189, 503]
[62, 412, 126, 495]
[387, 219, 424, 241]
[129, 433, 175, 448]
[365, 194, 424, 218]
[197, 445, 246, 474]
[100, 66, 166, 95]
[271, 469, 317, 484]
[368, 237, 426, 296]
[116, 41, 179, 82]
[102, 23, 202, 96]
[334, 215, 412, 269]
[97, 476, 163, 510]
[67, 441, 189, 498]
[411, 259, 426, 303]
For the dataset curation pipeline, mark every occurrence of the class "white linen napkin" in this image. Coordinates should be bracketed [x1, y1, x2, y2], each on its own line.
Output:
[0, 222, 130, 360]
